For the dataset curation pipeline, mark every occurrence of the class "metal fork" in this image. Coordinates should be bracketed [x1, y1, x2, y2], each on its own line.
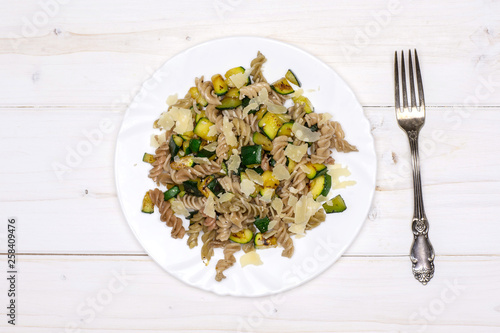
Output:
[394, 50, 435, 285]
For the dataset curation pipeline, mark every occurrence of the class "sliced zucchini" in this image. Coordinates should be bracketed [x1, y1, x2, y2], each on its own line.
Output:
[292, 95, 314, 114]
[255, 106, 267, 120]
[271, 77, 294, 95]
[220, 161, 228, 175]
[241, 145, 262, 166]
[276, 122, 294, 137]
[323, 194, 347, 213]
[188, 86, 208, 107]
[216, 96, 242, 110]
[141, 191, 154, 214]
[304, 163, 317, 180]
[171, 156, 194, 170]
[269, 157, 276, 167]
[262, 170, 279, 189]
[194, 117, 216, 141]
[287, 158, 296, 174]
[169, 135, 182, 160]
[207, 177, 224, 197]
[285, 69, 301, 87]
[258, 112, 284, 140]
[310, 124, 319, 132]
[225, 66, 250, 87]
[240, 172, 260, 197]
[195, 110, 206, 123]
[226, 87, 240, 99]
[142, 152, 156, 164]
[182, 140, 191, 154]
[252, 166, 264, 175]
[309, 174, 332, 200]
[163, 185, 180, 201]
[254, 217, 270, 233]
[252, 132, 273, 151]
[182, 131, 194, 140]
[198, 176, 215, 198]
[230, 228, 254, 244]
[189, 138, 202, 153]
[313, 163, 327, 172]
[211, 74, 228, 96]
[183, 180, 203, 197]
[254, 233, 278, 249]
[196, 148, 216, 158]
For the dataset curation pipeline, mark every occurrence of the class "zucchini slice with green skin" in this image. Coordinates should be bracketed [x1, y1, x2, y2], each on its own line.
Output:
[304, 163, 317, 180]
[292, 95, 314, 113]
[254, 217, 270, 233]
[211, 74, 228, 96]
[182, 140, 191, 154]
[225, 66, 250, 87]
[285, 69, 301, 87]
[276, 122, 294, 137]
[271, 77, 294, 95]
[286, 158, 296, 174]
[254, 233, 278, 249]
[195, 110, 206, 123]
[252, 132, 273, 151]
[196, 148, 215, 158]
[189, 138, 202, 153]
[259, 187, 275, 198]
[207, 177, 224, 197]
[323, 194, 347, 213]
[171, 156, 194, 170]
[225, 87, 240, 99]
[309, 174, 332, 199]
[183, 180, 204, 197]
[255, 106, 267, 120]
[194, 117, 216, 141]
[220, 161, 228, 175]
[198, 176, 215, 198]
[241, 145, 262, 166]
[216, 97, 242, 110]
[142, 152, 156, 164]
[313, 163, 327, 172]
[258, 112, 284, 140]
[141, 191, 154, 214]
[169, 135, 182, 161]
[188, 86, 208, 107]
[230, 228, 254, 244]
[163, 185, 180, 201]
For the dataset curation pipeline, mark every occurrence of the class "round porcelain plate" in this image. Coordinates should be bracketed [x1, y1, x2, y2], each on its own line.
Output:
[115, 37, 376, 297]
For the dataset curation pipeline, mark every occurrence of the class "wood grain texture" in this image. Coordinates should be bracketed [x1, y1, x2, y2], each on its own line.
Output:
[0, 107, 498, 255]
[0, 255, 499, 332]
[0, 0, 498, 106]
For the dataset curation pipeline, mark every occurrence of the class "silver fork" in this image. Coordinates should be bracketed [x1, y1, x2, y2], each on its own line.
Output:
[394, 50, 435, 285]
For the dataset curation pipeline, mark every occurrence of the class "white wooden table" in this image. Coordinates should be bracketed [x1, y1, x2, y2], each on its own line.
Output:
[1, 1, 500, 332]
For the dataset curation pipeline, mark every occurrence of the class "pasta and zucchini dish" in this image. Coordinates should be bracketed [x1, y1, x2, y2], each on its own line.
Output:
[141, 52, 357, 281]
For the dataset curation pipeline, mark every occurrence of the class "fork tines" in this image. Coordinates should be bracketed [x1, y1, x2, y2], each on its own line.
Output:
[394, 49, 425, 112]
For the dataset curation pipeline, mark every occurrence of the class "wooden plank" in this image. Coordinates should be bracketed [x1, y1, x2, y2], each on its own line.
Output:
[0, 106, 498, 255]
[0, 255, 499, 332]
[0, 0, 499, 106]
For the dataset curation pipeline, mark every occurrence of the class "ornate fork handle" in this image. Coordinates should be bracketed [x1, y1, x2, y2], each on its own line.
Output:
[407, 130, 435, 284]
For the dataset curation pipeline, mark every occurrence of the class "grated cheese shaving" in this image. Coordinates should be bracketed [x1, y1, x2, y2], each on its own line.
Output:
[159, 106, 194, 134]
[287, 195, 298, 208]
[227, 153, 241, 174]
[289, 187, 299, 194]
[203, 141, 217, 152]
[217, 192, 234, 203]
[229, 69, 251, 89]
[157, 112, 175, 131]
[207, 125, 217, 138]
[245, 169, 264, 186]
[272, 164, 290, 181]
[170, 199, 190, 217]
[240, 251, 263, 267]
[240, 179, 256, 197]
[222, 117, 237, 147]
[316, 195, 328, 202]
[260, 188, 274, 202]
[284, 143, 308, 163]
[292, 122, 321, 142]
[271, 197, 283, 216]
[328, 164, 357, 189]
[166, 93, 178, 106]
[291, 88, 304, 98]
[265, 101, 287, 114]
[192, 157, 210, 164]
[243, 102, 259, 114]
[204, 195, 216, 218]
[292, 193, 322, 234]
[267, 219, 279, 230]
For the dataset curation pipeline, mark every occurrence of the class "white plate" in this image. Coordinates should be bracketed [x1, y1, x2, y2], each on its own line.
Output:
[115, 37, 376, 297]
